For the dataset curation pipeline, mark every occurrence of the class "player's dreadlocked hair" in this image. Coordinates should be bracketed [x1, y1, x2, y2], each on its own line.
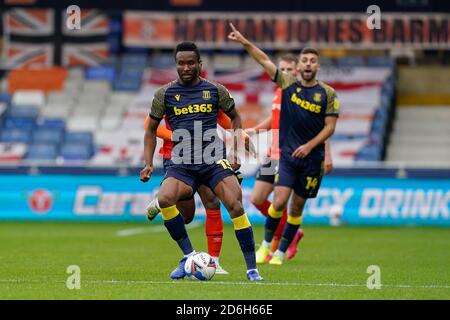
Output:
[174, 41, 201, 63]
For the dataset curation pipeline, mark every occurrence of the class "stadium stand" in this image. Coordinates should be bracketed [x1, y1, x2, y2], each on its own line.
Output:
[0, 51, 396, 167]
[386, 106, 450, 163]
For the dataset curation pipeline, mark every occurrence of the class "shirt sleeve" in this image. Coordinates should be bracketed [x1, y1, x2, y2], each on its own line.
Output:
[273, 69, 297, 89]
[216, 83, 235, 113]
[150, 87, 166, 120]
[217, 109, 232, 129]
[325, 86, 340, 117]
[156, 123, 173, 141]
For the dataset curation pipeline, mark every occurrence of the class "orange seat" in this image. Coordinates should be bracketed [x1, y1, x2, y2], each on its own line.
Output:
[8, 67, 68, 94]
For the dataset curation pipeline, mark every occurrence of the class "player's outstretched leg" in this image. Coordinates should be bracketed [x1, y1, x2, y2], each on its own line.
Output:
[214, 175, 262, 281]
[158, 178, 197, 279]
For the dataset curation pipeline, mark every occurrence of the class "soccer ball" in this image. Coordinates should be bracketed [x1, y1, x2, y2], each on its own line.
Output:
[184, 252, 216, 281]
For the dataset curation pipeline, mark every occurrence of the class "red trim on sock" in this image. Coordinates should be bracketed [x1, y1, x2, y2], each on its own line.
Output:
[205, 209, 223, 257]
[254, 200, 271, 217]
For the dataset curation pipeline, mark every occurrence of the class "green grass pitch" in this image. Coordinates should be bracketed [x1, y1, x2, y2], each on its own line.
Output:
[0, 222, 449, 300]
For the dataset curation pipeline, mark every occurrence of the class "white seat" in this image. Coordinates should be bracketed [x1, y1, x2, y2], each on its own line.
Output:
[41, 106, 72, 118]
[98, 116, 122, 130]
[67, 116, 99, 131]
[12, 90, 45, 108]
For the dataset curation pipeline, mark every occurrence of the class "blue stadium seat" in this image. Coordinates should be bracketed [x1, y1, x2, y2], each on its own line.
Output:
[0, 93, 11, 105]
[0, 128, 32, 143]
[25, 144, 58, 161]
[60, 143, 92, 161]
[4, 116, 36, 130]
[36, 118, 66, 131]
[64, 131, 93, 145]
[8, 106, 39, 119]
[32, 129, 64, 145]
[85, 66, 116, 81]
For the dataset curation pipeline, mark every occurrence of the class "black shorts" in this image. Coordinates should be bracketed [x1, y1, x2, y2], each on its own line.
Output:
[256, 157, 279, 184]
[275, 152, 324, 199]
[164, 159, 236, 195]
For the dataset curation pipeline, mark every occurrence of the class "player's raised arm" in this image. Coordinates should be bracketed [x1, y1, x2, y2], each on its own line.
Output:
[228, 23, 277, 80]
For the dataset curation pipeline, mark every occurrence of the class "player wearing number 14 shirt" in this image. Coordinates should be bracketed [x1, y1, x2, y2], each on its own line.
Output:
[228, 24, 340, 265]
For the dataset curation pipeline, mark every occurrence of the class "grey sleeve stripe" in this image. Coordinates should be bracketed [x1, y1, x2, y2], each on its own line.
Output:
[275, 69, 297, 90]
[150, 86, 167, 119]
[216, 82, 235, 113]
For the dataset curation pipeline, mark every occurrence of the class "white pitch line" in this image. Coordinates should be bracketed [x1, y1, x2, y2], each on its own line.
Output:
[0, 279, 449, 290]
[116, 221, 202, 237]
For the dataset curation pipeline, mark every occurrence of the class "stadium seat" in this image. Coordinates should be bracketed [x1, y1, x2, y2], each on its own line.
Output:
[12, 90, 45, 108]
[64, 131, 94, 145]
[36, 118, 66, 131]
[32, 129, 64, 145]
[0, 128, 32, 143]
[47, 92, 77, 104]
[67, 117, 99, 131]
[0, 93, 11, 105]
[81, 80, 111, 95]
[4, 116, 36, 130]
[60, 143, 92, 161]
[41, 105, 73, 119]
[25, 144, 58, 161]
[85, 66, 116, 81]
[7, 106, 40, 119]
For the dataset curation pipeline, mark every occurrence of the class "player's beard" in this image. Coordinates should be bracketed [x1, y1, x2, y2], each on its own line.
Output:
[300, 70, 317, 82]
[179, 68, 200, 85]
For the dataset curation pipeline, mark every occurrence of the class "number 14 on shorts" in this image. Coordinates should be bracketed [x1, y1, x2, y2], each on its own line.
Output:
[305, 176, 318, 190]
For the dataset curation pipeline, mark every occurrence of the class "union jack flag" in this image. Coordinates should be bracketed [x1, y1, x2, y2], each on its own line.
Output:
[3, 8, 109, 68]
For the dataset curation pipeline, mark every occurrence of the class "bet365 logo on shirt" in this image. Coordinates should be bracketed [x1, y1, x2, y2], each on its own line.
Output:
[174, 104, 213, 115]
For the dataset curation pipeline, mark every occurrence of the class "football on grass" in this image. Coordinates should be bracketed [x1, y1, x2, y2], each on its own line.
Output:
[184, 252, 216, 281]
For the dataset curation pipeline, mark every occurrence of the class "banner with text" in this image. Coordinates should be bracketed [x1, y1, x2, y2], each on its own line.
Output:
[123, 12, 450, 49]
[0, 175, 449, 226]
